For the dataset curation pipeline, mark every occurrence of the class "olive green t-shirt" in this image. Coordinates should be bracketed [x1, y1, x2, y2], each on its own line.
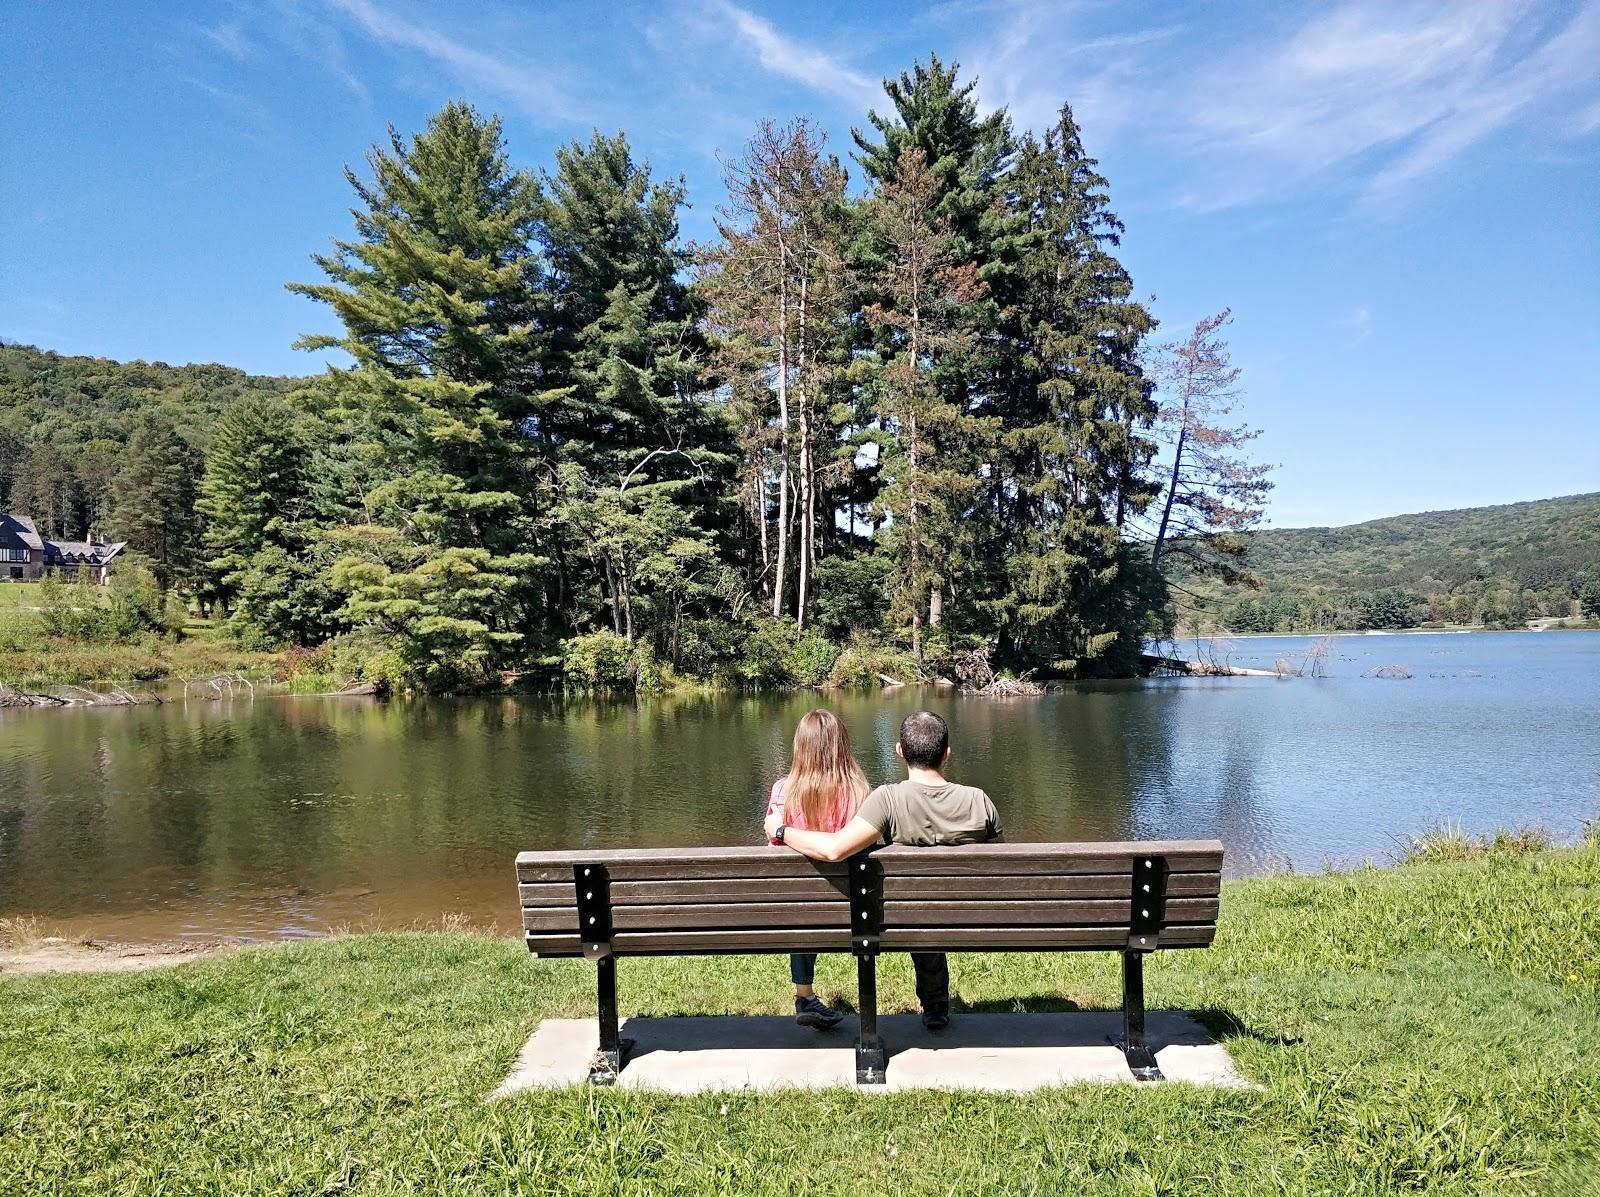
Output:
[856, 779, 1003, 846]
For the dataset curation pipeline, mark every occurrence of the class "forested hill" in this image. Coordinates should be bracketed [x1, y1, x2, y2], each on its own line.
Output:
[1213, 493, 1600, 631]
[0, 341, 296, 536]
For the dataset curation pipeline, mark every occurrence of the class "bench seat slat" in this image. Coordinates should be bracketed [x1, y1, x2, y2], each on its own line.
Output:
[885, 872, 1220, 900]
[515, 840, 1223, 883]
[523, 921, 1218, 957]
[885, 897, 1219, 926]
[518, 871, 1219, 909]
[523, 897, 1219, 933]
[518, 877, 851, 907]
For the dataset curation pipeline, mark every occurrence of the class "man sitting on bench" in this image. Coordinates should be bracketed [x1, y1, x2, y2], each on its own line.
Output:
[765, 710, 1003, 1031]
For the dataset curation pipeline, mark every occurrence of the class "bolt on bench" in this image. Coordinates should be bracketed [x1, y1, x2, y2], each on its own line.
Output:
[517, 839, 1223, 1085]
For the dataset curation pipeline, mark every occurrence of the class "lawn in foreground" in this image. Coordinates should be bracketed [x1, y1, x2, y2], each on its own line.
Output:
[2, 839, 1597, 1195]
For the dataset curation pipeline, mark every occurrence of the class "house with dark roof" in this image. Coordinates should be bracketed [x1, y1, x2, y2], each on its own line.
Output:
[1, 513, 127, 584]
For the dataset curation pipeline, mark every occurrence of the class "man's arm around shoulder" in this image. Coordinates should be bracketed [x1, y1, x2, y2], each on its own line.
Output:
[764, 786, 887, 862]
[777, 816, 882, 862]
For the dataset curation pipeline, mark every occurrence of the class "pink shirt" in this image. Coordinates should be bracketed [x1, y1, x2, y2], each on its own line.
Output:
[765, 777, 856, 843]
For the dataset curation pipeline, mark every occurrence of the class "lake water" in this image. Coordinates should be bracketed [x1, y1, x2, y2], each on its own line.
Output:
[2, 631, 1596, 942]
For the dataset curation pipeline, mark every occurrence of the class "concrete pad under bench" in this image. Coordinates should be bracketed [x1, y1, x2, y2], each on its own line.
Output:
[493, 1011, 1253, 1096]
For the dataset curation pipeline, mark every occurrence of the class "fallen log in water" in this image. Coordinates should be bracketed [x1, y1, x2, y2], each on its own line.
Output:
[1140, 654, 1280, 678]
[0, 682, 162, 707]
[0, 684, 68, 708]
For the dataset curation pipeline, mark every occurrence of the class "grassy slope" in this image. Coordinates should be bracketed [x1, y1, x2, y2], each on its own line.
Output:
[1192, 491, 1600, 604]
[3, 842, 1598, 1196]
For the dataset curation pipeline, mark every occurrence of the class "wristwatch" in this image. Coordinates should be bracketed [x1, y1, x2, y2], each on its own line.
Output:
[774, 824, 788, 844]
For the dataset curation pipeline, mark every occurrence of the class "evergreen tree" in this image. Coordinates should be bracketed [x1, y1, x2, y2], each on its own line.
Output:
[990, 105, 1161, 668]
[862, 148, 991, 659]
[10, 442, 79, 537]
[289, 102, 547, 686]
[112, 413, 202, 591]
[852, 54, 1014, 265]
[197, 393, 343, 645]
[535, 131, 734, 650]
[852, 56, 1021, 636]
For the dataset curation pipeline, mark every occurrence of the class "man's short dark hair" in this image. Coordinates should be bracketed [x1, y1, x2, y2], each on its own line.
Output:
[899, 710, 949, 769]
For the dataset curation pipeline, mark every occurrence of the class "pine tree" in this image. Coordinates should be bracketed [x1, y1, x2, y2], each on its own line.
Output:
[10, 442, 79, 538]
[852, 57, 1020, 635]
[112, 413, 202, 591]
[197, 393, 343, 645]
[852, 54, 1014, 265]
[289, 102, 547, 686]
[863, 148, 990, 660]
[535, 131, 734, 650]
[990, 105, 1161, 668]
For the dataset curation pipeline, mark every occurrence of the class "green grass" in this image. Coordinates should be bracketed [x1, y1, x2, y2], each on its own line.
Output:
[4, 841, 1598, 1195]
[0, 603, 285, 688]
[0, 581, 45, 607]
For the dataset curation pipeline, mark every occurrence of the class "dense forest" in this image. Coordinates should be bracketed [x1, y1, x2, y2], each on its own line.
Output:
[1201, 493, 1600, 632]
[4, 60, 1276, 690]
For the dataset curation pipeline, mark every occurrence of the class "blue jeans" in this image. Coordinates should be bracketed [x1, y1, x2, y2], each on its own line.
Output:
[790, 951, 949, 1010]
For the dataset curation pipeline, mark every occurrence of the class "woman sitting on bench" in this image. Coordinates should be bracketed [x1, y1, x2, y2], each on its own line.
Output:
[763, 709, 870, 1029]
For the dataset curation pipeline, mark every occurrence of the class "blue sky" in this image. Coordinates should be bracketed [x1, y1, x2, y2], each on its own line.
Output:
[3, 0, 1597, 527]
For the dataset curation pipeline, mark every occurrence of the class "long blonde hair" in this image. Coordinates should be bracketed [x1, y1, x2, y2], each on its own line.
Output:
[785, 709, 870, 832]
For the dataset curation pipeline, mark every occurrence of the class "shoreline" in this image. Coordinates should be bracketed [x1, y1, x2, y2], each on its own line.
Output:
[7, 826, 1583, 975]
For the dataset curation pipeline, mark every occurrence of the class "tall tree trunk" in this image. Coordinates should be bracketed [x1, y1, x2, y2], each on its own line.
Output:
[754, 471, 769, 594]
[605, 556, 623, 635]
[1151, 422, 1188, 566]
[796, 271, 812, 629]
[771, 268, 791, 620]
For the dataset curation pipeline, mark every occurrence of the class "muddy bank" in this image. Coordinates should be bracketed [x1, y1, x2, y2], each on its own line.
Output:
[0, 937, 236, 976]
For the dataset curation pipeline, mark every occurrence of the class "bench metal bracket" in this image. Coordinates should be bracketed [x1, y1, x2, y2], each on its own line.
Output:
[575, 863, 614, 960]
[1127, 854, 1168, 951]
[849, 856, 883, 955]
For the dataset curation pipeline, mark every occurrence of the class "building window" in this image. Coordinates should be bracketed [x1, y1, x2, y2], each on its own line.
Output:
[1, 548, 27, 562]
[8, 568, 21, 580]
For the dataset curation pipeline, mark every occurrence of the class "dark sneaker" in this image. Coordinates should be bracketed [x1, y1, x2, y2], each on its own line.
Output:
[795, 995, 844, 1029]
[921, 1007, 950, 1032]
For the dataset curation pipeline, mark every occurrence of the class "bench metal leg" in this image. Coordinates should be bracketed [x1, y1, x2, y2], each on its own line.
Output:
[1116, 950, 1163, 1081]
[590, 955, 633, 1085]
[854, 953, 887, 1084]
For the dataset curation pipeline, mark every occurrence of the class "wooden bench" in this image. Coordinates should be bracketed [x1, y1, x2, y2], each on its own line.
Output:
[517, 839, 1223, 1084]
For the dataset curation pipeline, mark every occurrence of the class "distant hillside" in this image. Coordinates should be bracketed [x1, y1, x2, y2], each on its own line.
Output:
[0, 341, 299, 538]
[1192, 493, 1600, 631]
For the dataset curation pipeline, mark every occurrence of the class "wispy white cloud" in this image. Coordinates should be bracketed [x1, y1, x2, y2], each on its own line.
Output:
[952, 0, 1181, 140]
[705, 0, 879, 110]
[186, 2, 370, 101]
[177, 75, 281, 144]
[953, 0, 1600, 210]
[1358, 3, 1600, 204]
[193, 21, 257, 60]
[1340, 305, 1373, 342]
[323, 0, 585, 126]
[1182, 0, 1600, 209]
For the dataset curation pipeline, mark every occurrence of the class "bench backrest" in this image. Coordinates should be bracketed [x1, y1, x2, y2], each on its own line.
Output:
[517, 840, 1222, 958]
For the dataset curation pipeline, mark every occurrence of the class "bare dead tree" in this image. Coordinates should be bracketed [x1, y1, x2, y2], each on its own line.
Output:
[697, 119, 848, 628]
[1147, 310, 1274, 585]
